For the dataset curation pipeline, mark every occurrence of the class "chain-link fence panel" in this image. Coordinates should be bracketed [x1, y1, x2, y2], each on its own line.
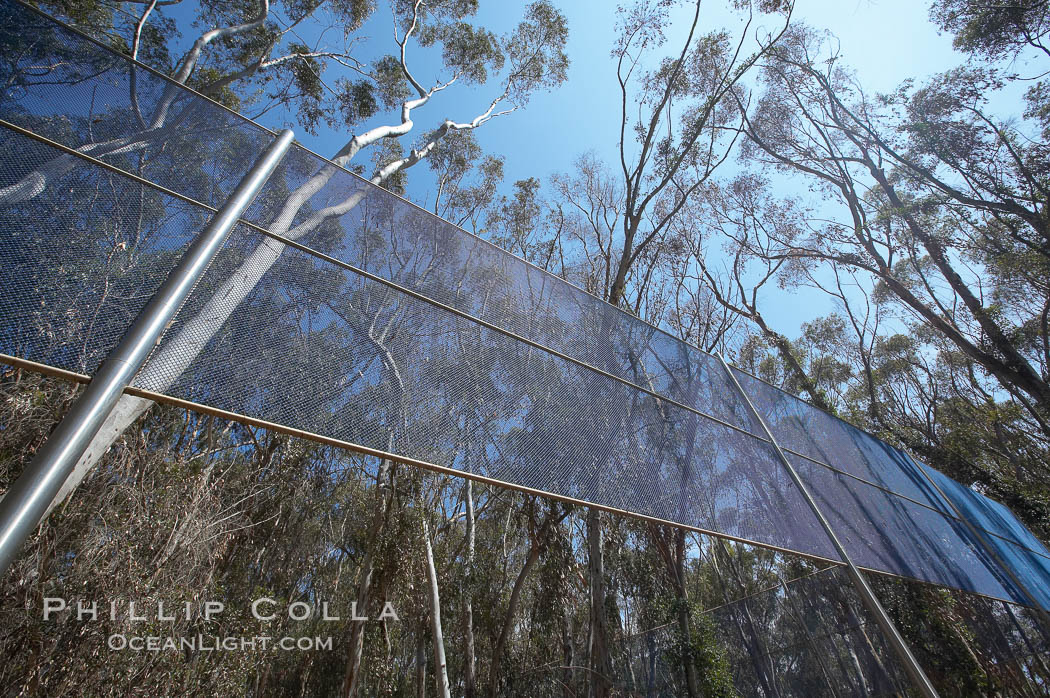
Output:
[789, 453, 1037, 604]
[736, 367, 1050, 608]
[729, 368, 947, 507]
[236, 142, 767, 437]
[0, 0, 280, 212]
[706, 566, 913, 697]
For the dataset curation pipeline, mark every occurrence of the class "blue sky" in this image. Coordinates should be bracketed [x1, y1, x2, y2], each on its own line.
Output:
[463, 0, 964, 192]
[443, 0, 969, 337]
[282, 0, 967, 184]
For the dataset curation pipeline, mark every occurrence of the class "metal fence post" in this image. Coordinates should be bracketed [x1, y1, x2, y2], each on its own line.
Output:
[717, 355, 940, 698]
[0, 129, 295, 577]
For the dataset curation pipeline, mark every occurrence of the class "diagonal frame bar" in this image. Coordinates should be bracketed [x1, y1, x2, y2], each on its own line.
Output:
[0, 128, 295, 578]
[718, 353, 940, 698]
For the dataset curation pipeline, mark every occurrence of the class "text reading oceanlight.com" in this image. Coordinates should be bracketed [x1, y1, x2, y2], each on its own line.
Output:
[108, 634, 334, 652]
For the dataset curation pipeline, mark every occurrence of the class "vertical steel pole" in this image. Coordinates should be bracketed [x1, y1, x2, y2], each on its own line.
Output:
[905, 454, 1050, 636]
[717, 355, 940, 698]
[0, 129, 295, 577]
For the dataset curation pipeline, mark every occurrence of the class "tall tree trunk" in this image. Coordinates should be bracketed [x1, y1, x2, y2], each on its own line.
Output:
[586, 508, 613, 698]
[463, 479, 477, 698]
[868, 166, 1050, 411]
[671, 529, 700, 698]
[341, 456, 394, 698]
[422, 516, 452, 698]
[847, 645, 871, 696]
[840, 596, 892, 692]
[562, 604, 575, 698]
[489, 540, 543, 697]
[715, 542, 781, 698]
[415, 631, 427, 698]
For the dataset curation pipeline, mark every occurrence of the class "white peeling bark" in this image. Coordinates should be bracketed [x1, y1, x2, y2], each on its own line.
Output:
[148, 0, 271, 128]
[463, 479, 476, 698]
[422, 516, 451, 698]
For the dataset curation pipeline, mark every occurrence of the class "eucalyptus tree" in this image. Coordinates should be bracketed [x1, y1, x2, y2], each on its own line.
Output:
[679, 175, 837, 411]
[486, 498, 570, 696]
[930, 0, 1050, 61]
[609, 0, 792, 309]
[427, 129, 504, 232]
[548, 153, 624, 295]
[730, 23, 1050, 436]
[776, 261, 1050, 540]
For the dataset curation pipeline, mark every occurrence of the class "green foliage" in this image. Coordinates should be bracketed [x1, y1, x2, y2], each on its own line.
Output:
[287, 42, 326, 133]
[426, 130, 504, 228]
[307, 0, 375, 29]
[503, 1, 569, 103]
[930, 0, 1050, 61]
[372, 54, 412, 108]
[426, 22, 504, 84]
[337, 78, 378, 124]
[187, 66, 242, 110]
[872, 578, 1004, 696]
[668, 598, 737, 698]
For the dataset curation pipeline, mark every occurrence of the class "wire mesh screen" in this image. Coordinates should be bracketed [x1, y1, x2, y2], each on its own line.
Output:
[133, 225, 837, 558]
[921, 460, 1050, 556]
[2, 0, 1050, 615]
[705, 566, 914, 697]
[866, 573, 1050, 695]
[597, 560, 922, 697]
[788, 453, 1022, 601]
[728, 367, 946, 507]
[0, 127, 208, 375]
[0, 1, 278, 211]
[733, 367, 1050, 608]
[947, 594, 1050, 690]
[236, 143, 767, 438]
[0, 0, 765, 440]
[916, 459, 1050, 609]
[709, 564, 1050, 697]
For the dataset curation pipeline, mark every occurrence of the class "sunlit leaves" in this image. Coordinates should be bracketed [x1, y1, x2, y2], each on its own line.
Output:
[372, 54, 411, 108]
[337, 78, 378, 124]
[429, 22, 504, 84]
